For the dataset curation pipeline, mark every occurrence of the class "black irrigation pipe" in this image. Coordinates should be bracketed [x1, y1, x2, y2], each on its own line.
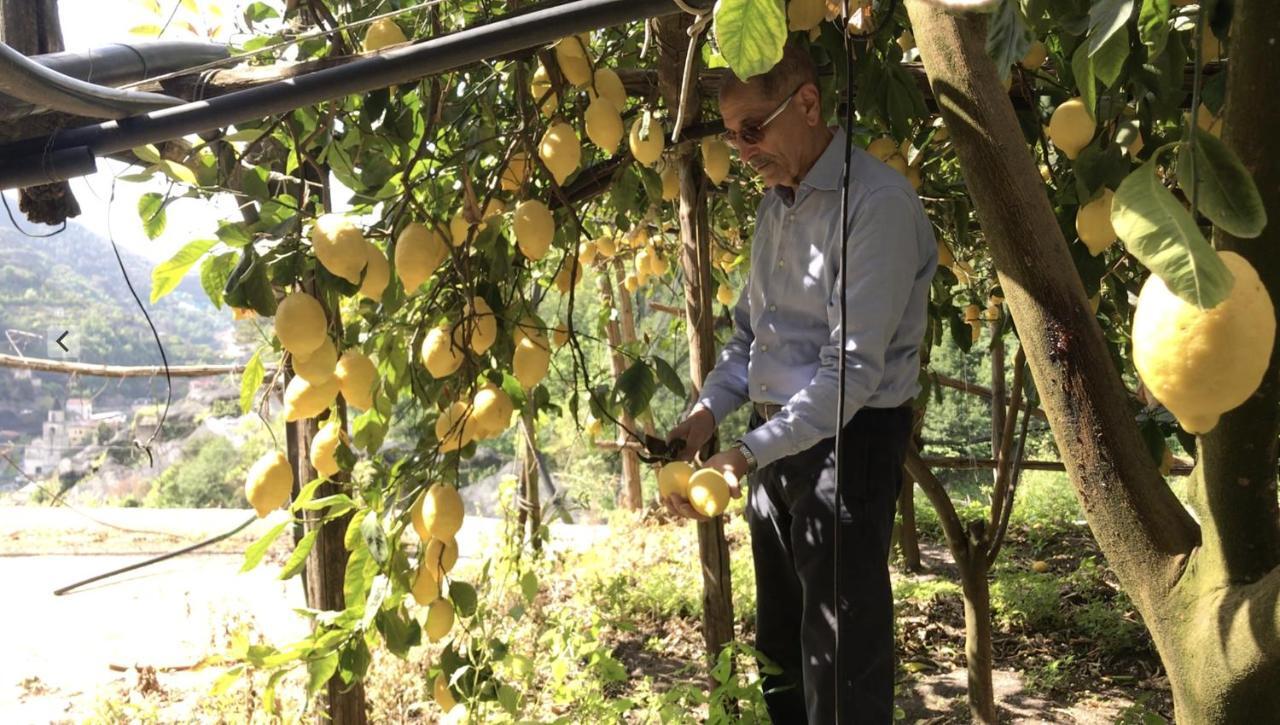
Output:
[0, 0, 706, 190]
[53, 514, 257, 596]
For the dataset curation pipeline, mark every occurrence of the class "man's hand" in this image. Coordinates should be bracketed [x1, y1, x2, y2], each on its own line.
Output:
[665, 405, 717, 462]
[662, 448, 746, 522]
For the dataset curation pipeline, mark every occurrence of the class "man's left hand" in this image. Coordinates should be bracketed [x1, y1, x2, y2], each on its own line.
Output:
[701, 449, 748, 499]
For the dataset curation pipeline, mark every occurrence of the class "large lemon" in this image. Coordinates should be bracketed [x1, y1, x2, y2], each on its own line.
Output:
[293, 336, 336, 383]
[788, 0, 826, 31]
[702, 138, 731, 185]
[584, 96, 623, 154]
[412, 565, 439, 606]
[245, 450, 293, 517]
[513, 333, 550, 389]
[717, 283, 735, 307]
[589, 67, 627, 112]
[465, 297, 497, 355]
[514, 200, 554, 261]
[436, 401, 478, 453]
[1047, 97, 1095, 160]
[413, 483, 466, 540]
[335, 349, 378, 410]
[554, 34, 593, 87]
[310, 214, 368, 284]
[433, 673, 457, 711]
[661, 164, 680, 200]
[629, 112, 665, 166]
[363, 18, 407, 52]
[395, 222, 448, 292]
[422, 324, 464, 378]
[473, 382, 514, 437]
[1021, 39, 1048, 69]
[657, 461, 693, 499]
[275, 292, 328, 357]
[687, 468, 731, 517]
[1076, 188, 1117, 256]
[422, 536, 459, 579]
[310, 420, 342, 478]
[500, 152, 529, 192]
[359, 241, 390, 300]
[530, 63, 557, 116]
[866, 136, 898, 161]
[425, 599, 455, 642]
[539, 121, 581, 185]
[1133, 251, 1276, 434]
[283, 374, 339, 421]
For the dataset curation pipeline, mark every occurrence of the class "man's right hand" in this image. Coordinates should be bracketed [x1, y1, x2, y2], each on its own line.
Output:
[666, 405, 717, 462]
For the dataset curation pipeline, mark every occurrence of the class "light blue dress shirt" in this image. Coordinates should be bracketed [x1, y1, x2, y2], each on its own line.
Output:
[696, 129, 937, 468]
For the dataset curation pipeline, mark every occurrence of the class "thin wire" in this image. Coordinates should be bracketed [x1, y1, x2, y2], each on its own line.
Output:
[106, 178, 172, 466]
[1, 192, 68, 238]
[119, 0, 455, 91]
[834, 1, 855, 719]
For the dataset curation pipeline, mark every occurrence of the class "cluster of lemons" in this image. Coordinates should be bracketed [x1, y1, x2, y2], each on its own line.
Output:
[657, 461, 732, 518]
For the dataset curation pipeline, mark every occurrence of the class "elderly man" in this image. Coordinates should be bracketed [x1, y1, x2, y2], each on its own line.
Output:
[664, 42, 937, 723]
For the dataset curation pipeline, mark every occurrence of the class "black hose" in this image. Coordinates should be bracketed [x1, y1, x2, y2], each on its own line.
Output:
[53, 514, 258, 596]
[0, 42, 182, 119]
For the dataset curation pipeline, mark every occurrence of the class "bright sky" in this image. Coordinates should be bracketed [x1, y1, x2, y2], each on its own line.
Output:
[2, 0, 266, 262]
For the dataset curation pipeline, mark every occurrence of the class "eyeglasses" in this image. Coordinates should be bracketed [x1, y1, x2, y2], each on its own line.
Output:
[721, 84, 805, 147]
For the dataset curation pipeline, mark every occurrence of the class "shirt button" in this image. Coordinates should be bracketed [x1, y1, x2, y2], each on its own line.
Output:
[787, 213, 795, 222]
[769, 304, 777, 312]
[759, 384, 768, 392]
[761, 344, 769, 352]
[777, 260, 785, 268]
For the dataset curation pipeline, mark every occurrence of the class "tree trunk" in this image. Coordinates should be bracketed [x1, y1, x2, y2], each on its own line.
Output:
[596, 264, 643, 509]
[655, 12, 736, 671]
[1, 0, 80, 225]
[989, 321, 1005, 476]
[520, 407, 543, 551]
[906, 0, 1280, 720]
[897, 471, 923, 572]
[959, 531, 996, 724]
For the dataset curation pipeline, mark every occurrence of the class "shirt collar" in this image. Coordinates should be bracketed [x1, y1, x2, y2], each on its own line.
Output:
[799, 127, 848, 192]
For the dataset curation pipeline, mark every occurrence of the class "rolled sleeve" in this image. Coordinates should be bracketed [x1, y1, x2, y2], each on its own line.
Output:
[695, 276, 754, 424]
[740, 187, 921, 467]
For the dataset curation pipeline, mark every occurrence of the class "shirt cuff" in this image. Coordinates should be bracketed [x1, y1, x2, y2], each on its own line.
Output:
[739, 418, 801, 470]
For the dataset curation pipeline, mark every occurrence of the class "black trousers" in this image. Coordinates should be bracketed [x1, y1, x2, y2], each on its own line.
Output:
[746, 405, 912, 725]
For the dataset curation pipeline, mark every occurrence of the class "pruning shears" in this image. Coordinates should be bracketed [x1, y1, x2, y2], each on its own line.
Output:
[637, 434, 685, 465]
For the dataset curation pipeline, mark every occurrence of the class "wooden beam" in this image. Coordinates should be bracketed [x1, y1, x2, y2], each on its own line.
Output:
[0, 353, 265, 378]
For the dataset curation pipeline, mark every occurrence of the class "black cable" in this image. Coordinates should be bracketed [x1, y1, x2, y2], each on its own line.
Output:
[1, 192, 67, 238]
[53, 514, 258, 595]
[106, 179, 173, 466]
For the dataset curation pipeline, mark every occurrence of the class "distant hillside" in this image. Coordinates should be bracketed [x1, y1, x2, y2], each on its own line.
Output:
[0, 215, 236, 434]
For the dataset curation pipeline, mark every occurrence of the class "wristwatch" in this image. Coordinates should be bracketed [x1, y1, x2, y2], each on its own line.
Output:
[733, 439, 758, 474]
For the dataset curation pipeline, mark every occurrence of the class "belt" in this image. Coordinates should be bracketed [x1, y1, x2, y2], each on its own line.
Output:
[752, 401, 914, 422]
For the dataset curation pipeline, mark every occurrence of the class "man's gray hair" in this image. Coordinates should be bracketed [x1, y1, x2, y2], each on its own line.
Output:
[719, 41, 819, 102]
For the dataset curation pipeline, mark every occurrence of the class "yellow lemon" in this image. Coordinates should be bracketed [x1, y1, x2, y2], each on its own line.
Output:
[472, 383, 513, 437]
[422, 323, 464, 378]
[310, 214, 368, 284]
[539, 121, 581, 185]
[422, 536, 459, 579]
[433, 673, 457, 710]
[552, 324, 570, 348]
[885, 153, 909, 175]
[866, 136, 898, 161]
[359, 241, 390, 301]
[657, 461, 693, 499]
[425, 599, 455, 642]
[554, 34, 593, 87]
[310, 420, 342, 478]
[412, 565, 439, 606]
[283, 374, 339, 421]
[293, 336, 336, 383]
[413, 483, 466, 540]
[1047, 97, 1095, 160]
[501, 152, 529, 192]
[585, 96, 623, 154]
[1076, 188, 1117, 256]
[1132, 251, 1275, 433]
[716, 283, 735, 307]
[275, 292, 328, 358]
[436, 400, 478, 453]
[513, 334, 550, 389]
[531, 62, 558, 116]
[363, 18, 407, 52]
[629, 111, 665, 166]
[789, 0, 827, 30]
[245, 451, 293, 518]
[701, 137, 731, 185]
[464, 297, 498, 355]
[661, 164, 680, 200]
[335, 349, 378, 410]
[1020, 40, 1048, 69]
[589, 67, 627, 112]
[1031, 560, 1050, 574]
[514, 200, 554, 261]
[687, 468, 731, 517]
[395, 222, 448, 292]
[578, 240, 598, 267]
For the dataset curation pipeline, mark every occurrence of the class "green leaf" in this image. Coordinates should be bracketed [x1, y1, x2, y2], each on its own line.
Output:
[985, 0, 1032, 81]
[291, 477, 325, 511]
[132, 144, 162, 164]
[200, 252, 236, 309]
[1113, 159, 1234, 307]
[652, 357, 685, 398]
[615, 360, 656, 418]
[498, 684, 520, 715]
[1176, 128, 1268, 238]
[1138, 0, 1171, 57]
[279, 528, 318, 580]
[361, 512, 389, 564]
[520, 571, 538, 604]
[241, 521, 288, 573]
[713, 0, 787, 81]
[300, 494, 355, 517]
[210, 665, 245, 696]
[129, 23, 163, 36]
[451, 580, 478, 618]
[343, 543, 375, 608]
[377, 607, 422, 657]
[1070, 44, 1097, 118]
[151, 238, 216, 303]
[158, 159, 199, 186]
[306, 652, 340, 696]
[1088, 0, 1134, 57]
[1090, 25, 1129, 88]
[239, 349, 265, 415]
[138, 192, 167, 240]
